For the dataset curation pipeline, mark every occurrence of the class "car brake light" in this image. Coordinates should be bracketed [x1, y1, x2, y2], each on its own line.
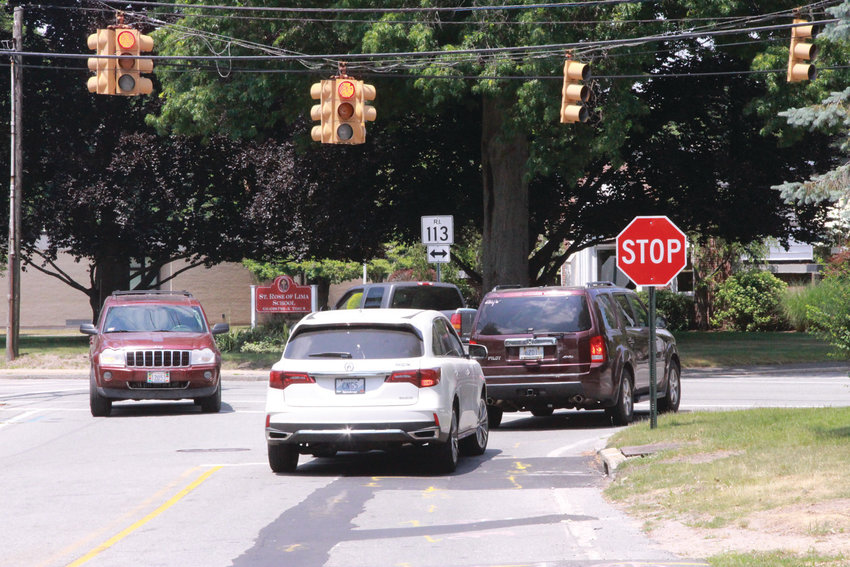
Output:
[386, 368, 441, 388]
[450, 312, 462, 332]
[589, 335, 606, 362]
[269, 370, 314, 390]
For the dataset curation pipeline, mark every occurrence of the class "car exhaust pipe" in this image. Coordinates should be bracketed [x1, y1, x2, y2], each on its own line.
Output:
[569, 395, 584, 404]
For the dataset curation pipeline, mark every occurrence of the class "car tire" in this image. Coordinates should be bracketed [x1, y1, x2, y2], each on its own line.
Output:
[460, 397, 489, 456]
[658, 362, 681, 413]
[198, 380, 222, 413]
[530, 407, 554, 417]
[268, 443, 299, 473]
[89, 372, 112, 417]
[432, 408, 459, 473]
[605, 369, 634, 426]
[486, 405, 503, 429]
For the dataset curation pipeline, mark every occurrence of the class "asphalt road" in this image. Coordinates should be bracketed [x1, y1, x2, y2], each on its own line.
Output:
[1, 363, 847, 567]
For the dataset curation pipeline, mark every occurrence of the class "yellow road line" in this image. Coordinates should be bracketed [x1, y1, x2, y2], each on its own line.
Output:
[66, 466, 222, 567]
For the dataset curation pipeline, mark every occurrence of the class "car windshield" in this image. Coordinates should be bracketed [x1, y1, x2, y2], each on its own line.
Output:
[102, 305, 207, 333]
[284, 326, 423, 359]
[388, 287, 463, 310]
[475, 294, 591, 335]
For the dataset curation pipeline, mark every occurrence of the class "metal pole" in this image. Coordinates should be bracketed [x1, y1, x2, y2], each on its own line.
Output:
[648, 286, 657, 429]
[7, 7, 23, 361]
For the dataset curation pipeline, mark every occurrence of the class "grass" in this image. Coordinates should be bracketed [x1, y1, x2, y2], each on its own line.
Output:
[673, 331, 845, 368]
[606, 408, 850, 566]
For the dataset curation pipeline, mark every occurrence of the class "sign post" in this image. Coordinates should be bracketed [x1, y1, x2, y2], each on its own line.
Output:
[616, 216, 687, 428]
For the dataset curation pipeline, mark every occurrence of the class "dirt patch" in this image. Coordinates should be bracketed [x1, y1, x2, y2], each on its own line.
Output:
[2, 353, 89, 370]
[635, 499, 850, 559]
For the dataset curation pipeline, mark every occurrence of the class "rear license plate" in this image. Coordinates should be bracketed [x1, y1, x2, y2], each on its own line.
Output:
[519, 346, 544, 360]
[335, 377, 365, 394]
[147, 371, 170, 384]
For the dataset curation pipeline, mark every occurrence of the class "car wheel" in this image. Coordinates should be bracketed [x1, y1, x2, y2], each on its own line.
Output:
[198, 380, 222, 413]
[658, 362, 681, 413]
[268, 443, 299, 473]
[432, 408, 459, 473]
[486, 405, 503, 429]
[530, 407, 554, 417]
[605, 369, 634, 426]
[89, 372, 112, 417]
[460, 397, 489, 456]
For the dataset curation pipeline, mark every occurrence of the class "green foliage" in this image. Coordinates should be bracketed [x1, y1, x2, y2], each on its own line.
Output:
[711, 271, 789, 331]
[802, 276, 850, 358]
[637, 290, 694, 331]
[216, 320, 289, 354]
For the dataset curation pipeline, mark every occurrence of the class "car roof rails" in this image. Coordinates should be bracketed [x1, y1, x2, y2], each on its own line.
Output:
[587, 281, 616, 287]
[111, 290, 194, 297]
[491, 284, 523, 291]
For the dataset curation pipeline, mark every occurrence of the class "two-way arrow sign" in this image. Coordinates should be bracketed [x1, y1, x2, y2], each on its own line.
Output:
[427, 245, 451, 263]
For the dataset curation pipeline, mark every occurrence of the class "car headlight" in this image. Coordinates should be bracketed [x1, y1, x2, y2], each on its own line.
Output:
[99, 348, 125, 366]
[191, 348, 216, 366]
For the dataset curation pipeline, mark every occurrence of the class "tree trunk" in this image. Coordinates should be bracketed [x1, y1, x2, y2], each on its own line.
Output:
[88, 256, 131, 322]
[480, 96, 531, 293]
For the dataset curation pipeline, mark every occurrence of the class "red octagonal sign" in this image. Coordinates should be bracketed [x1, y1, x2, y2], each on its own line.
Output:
[616, 216, 687, 287]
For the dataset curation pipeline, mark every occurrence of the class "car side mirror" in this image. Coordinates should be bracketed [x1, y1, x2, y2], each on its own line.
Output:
[80, 323, 97, 335]
[467, 343, 488, 360]
[211, 322, 230, 335]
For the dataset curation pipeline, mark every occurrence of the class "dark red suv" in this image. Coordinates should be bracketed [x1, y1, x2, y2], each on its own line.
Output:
[469, 283, 680, 427]
[80, 290, 230, 417]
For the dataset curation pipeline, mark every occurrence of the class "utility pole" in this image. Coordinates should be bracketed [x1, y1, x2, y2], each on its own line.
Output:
[7, 6, 23, 361]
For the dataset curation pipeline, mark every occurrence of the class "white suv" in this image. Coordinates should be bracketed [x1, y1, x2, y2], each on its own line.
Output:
[265, 309, 489, 473]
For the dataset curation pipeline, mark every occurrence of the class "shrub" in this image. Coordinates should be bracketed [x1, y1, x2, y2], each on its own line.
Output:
[216, 319, 290, 354]
[711, 270, 789, 332]
[803, 276, 850, 358]
[637, 289, 694, 331]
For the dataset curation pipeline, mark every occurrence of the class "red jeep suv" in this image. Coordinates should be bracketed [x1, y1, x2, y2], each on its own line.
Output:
[80, 290, 230, 417]
[469, 283, 681, 427]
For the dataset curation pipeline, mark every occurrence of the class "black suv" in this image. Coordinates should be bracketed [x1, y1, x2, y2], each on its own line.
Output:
[469, 283, 680, 427]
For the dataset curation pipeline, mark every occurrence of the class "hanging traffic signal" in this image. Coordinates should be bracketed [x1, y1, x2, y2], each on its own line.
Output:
[87, 29, 115, 94]
[310, 80, 334, 143]
[787, 18, 817, 82]
[114, 28, 154, 95]
[333, 79, 360, 143]
[560, 59, 590, 124]
[350, 81, 376, 144]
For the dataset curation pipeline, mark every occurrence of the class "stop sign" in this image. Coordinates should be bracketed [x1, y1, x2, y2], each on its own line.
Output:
[616, 216, 687, 287]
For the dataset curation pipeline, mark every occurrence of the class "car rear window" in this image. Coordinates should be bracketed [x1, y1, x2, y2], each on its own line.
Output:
[284, 326, 424, 359]
[389, 287, 463, 310]
[475, 294, 591, 335]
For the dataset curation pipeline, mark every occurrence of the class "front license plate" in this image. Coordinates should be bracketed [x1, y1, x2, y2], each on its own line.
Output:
[335, 377, 365, 394]
[147, 371, 170, 384]
[519, 346, 544, 360]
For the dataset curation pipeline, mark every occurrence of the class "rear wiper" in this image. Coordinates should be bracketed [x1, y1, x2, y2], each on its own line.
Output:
[308, 352, 352, 358]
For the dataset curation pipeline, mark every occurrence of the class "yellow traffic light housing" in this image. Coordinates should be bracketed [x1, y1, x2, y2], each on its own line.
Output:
[787, 18, 817, 82]
[114, 28, 154, 95]
[560, 59, 590, 124]
[309, 76, 376, 145]
[87, 29, 115, 94]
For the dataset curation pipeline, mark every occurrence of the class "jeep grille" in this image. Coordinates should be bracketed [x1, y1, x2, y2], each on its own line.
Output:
[126, 350, 191, 368]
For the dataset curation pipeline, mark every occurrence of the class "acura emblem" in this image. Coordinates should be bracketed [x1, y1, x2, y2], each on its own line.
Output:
[344, 362, 354, 372]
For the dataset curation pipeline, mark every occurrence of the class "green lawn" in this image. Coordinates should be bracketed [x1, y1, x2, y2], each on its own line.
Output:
[673, 331, 844, 367]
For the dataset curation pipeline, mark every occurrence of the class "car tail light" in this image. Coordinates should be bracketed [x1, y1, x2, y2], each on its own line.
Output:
[589, 335, 606, 363]
[386, 368, 441, 388]
[270, 370, 314, 390]
[450, 312, 462, 332]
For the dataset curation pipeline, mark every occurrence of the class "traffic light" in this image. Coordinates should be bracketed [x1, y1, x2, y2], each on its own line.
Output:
[310, 78, 376, 144]
[560, 59, 590, 124]
[351, 81, 377, 144]
[87, 29, 115, 94]
[310, 80, 334, 143]
[787, 18, 817, 82]
[114, 28, 154, 95]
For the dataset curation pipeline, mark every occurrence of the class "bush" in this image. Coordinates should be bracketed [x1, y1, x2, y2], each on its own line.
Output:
[802, 276, 850, 358]
[216, 320, 290, 354]
[711, 270, 789, 332]
[637, 289, 694, 331]
[782, 283, 835, 332]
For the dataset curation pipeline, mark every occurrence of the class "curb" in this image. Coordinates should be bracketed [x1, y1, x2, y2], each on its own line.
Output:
[598, 447, 627, 476]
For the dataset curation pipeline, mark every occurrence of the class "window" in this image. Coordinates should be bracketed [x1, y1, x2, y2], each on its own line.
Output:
[596, 294, 620, 331]
[613, 294, 636, 327]
[627, 295, 649, 327]
[432, 319, 463, 357]
[337, 290, 363, 310]
[475, 294, 591, 336]
[284, 326, 423, 359]
[389, 286, 463, 310]
[363, 287, 384, 308]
